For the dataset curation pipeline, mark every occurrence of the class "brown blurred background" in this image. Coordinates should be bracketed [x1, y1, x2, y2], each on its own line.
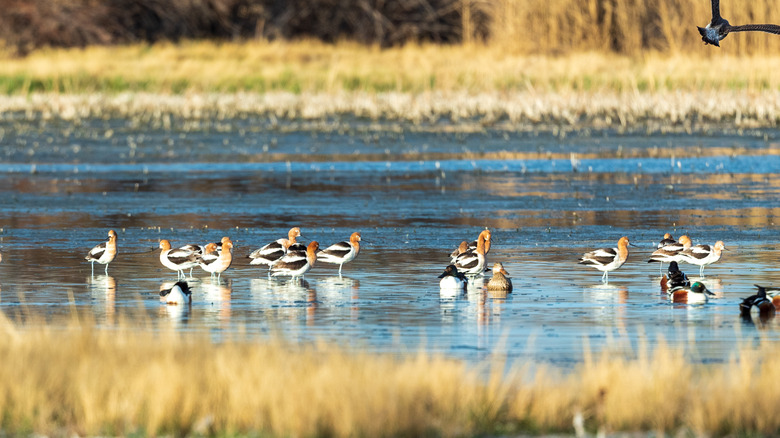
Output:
[3, 0, 779, 56]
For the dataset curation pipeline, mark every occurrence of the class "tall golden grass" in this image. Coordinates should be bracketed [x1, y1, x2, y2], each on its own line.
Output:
[481, 0, 780, 55]
[2, 313, 780, 436]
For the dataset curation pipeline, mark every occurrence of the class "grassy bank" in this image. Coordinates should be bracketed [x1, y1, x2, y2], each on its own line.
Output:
[1, 315, 780, 436]
[2, 41, 780, 95]
[1, 41, 779, 127]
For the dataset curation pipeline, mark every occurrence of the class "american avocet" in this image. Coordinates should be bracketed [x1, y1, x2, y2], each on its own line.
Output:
[317, 232, 362, 275]
[679, 240, 726, 277]
[487, 262, 512, 292]
[668, 281, 715, 304]
[271, 241, 319, 279]
[248, 227, 302, 267]
[198, 239, 233, 280]
[579, 236, 632, 283]
[648, 235, 692, 273]
[658, 233, 676, 248]
[740, 285, 778, 318]
[698, 0, 780, 47]
[85, 230, 117, 275]
[449, 241, 470, 263]
[198, 242, 219, 273]
[660, 261, 691, 292]
[159, 281, 192, 305]
[450, 230, 492, 261]
[454, 229, 491, 277]
[159, 240, 200, 279]
[438, 264, 467, 290]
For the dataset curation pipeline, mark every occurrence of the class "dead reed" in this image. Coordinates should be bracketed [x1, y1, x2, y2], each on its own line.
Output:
[2, 314, 780, 436]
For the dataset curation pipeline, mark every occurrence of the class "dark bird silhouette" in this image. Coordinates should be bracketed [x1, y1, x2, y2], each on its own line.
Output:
[739, 285, 779, 317]
[698, 0, 780, 47]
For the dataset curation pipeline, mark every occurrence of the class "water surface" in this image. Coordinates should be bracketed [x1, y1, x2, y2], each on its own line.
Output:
[2, 115, 780, 366]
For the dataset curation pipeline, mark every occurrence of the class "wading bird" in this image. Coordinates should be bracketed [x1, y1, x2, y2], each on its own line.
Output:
[85, 230, 117, 275]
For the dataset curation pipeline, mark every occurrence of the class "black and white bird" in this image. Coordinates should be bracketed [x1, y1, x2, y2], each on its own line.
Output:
[159, 240, 200, 279]
[317, 232, 363, 275]
[578, 236, 632, 283]
[271, 241, 319, 280]
[739, 285, 779, 318]
[449, 229, 492, 262]
[248, 227, 303, 268]
[679, 241, 726, 277]
[85, 229, 118, 275]
[698, 0, 780, 47]
[454, 229, 491, 277]
[438, 264, 468, 291]
[159, 281, 192, 305]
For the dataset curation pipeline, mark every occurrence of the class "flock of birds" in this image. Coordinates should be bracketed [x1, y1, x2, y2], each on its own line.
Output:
[81, 226, 779, 319]
[84, 228, 362, 304]
[439, 229, 780, 320]
[36, 0, 780, 311]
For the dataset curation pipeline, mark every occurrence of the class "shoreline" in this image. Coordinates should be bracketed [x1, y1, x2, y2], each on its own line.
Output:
[1, 90, 779, 130]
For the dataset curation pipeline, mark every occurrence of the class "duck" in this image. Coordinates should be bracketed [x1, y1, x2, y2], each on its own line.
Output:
[248, 227, 303, 268]
[317, 232, 363, 275]
[668, 281, 714, 304]
[679, 241, 726, 277]
[271, 241, 319, 279]
[660, 261, 691, 292]
[486, 262, 512, 292]
[438, 264, 467, 290]
[740, 285, 778, 318]
[454, 229, 491, 277]
[579, 236, 632, 283]
[159, 281, 192, 305]
[698, 0, 780, 47]
[85, 229, 118, 275]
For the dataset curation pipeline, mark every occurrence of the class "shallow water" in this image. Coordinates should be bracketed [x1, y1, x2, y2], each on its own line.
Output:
[2, 115, 780, 366]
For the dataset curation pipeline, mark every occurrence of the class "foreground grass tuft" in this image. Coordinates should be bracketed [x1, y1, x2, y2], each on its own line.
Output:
[2, 314, 780, 436]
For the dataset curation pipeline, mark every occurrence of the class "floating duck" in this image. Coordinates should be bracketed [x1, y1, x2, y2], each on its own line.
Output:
[438, 264, 467, 291]
[486, 262, 512, 293]
[740, 285, 778, 318]
[159, 281, 192, 305]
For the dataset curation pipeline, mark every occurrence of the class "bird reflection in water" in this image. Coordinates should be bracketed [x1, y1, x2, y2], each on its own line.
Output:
[587, 283, 629, 331]
[317, 276, 360, 320]
[87, 275, 116, 325]
[201, 278, 233, 325]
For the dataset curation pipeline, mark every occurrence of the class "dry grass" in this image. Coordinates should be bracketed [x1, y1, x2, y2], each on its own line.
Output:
[1, 41, 779, 127]
[1, 41, 780, 95]
[488, 0, 780, 55]
[3, 314, 780, 436]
